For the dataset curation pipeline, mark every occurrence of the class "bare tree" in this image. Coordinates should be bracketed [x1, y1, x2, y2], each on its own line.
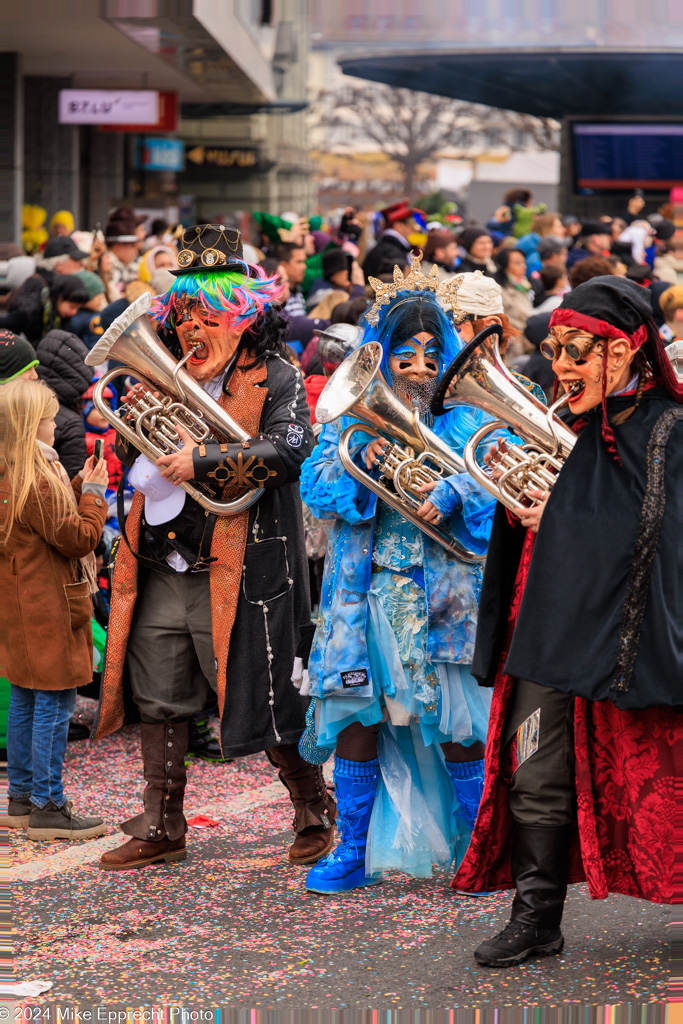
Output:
[512, 112, 561, 151]
[309, 83, 559, 197]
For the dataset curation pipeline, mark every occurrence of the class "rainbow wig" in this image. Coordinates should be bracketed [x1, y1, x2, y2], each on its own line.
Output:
[150, 262, 285, 335]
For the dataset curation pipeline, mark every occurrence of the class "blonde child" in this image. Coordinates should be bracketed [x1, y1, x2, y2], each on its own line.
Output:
[0, 378, 109, 840]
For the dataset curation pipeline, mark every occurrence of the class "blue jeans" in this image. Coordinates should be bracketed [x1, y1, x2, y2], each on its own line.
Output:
[7, 686, 77, 808]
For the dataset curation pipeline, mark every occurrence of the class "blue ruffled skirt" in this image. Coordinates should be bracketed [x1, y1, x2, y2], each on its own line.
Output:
[315, 568, 492, 877]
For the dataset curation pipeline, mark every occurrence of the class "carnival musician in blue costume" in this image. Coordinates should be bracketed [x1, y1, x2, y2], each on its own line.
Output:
[299, 254, 501, 893]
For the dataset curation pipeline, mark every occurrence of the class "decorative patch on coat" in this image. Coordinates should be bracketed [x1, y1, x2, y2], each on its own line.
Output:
[286, 423, 304, 448]
[341, 669, 369, 689]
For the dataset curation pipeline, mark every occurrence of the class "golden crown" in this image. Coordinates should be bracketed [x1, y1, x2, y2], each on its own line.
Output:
[366, 250, 464, 326]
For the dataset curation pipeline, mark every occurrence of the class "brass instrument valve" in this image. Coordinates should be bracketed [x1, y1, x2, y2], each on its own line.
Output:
[376, 443, 401, 478]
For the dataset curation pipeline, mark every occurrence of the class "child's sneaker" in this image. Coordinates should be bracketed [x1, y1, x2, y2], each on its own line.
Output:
[27, 800, 106, 841]
[0, 797, 32, 828]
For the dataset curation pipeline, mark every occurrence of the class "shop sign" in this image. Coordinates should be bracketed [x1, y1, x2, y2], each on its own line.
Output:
[137, 137, 185, 172]
[184, 145, 259, 169]
[59, 90, 159, 125]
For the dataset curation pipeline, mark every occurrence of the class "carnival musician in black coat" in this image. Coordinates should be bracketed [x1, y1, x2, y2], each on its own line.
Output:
[95, 226, 336, 872]
[453, 277, 680, 966]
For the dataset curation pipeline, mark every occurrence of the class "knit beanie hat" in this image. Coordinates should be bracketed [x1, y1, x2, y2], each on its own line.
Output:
[75, 270, 105, 301]
[0, 331, 39, 383]
[322, 248, 350, 280]
[50, 210, 75, 234]
[459, 227, 492, 253]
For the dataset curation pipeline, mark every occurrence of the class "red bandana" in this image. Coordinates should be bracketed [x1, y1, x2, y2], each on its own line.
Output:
[549, 308, 648, 349]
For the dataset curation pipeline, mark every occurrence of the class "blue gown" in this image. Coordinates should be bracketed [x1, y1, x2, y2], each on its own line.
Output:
[316, 503, 492, 877]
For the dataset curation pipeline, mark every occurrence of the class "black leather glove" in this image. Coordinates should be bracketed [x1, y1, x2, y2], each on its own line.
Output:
[192, 434, 287, 490]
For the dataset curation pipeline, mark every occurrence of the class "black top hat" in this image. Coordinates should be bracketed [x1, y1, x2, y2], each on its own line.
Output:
[172, 224, 245, 276]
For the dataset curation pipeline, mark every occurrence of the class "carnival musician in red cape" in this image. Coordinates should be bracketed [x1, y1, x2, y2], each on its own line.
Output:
[454, 276, 680, 966]
[95, 225, 336, 871]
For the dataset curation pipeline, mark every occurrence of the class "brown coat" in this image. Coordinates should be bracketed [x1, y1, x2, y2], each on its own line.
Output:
[0, 472, 107, 691]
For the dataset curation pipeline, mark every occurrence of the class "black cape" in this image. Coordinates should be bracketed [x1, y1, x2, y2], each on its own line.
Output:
[472, 387, 681, 711]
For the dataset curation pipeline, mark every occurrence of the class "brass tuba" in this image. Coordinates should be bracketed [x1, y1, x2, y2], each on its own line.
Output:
[84, 293, 262, 516]
[315, 341, 485, 563]
[430, 324, 577, 512]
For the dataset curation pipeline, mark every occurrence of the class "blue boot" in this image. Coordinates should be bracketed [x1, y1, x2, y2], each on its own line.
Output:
[444, 756, 485, 832]
[305, 757, 381, 894]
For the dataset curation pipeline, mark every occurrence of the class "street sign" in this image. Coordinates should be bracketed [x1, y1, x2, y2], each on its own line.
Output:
[136, 137, 185, 172]
[59, 90, 159, 126]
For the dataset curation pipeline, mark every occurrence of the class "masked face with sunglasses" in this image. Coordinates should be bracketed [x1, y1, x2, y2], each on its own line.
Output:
[173, 299, 248, 384]
[541, 326, 637, 415]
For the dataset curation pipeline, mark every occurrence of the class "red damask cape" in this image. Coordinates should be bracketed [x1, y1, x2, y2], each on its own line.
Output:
[453, 529, 679, 904]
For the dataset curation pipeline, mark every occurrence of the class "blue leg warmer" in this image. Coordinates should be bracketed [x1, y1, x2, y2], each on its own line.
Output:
[444, 757, 485, 832]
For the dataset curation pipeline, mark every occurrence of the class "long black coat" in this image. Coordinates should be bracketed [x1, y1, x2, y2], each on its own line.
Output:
[35, 330, 93, 479]
[472, 387, 681, 711]
[219, 352, 314, 755]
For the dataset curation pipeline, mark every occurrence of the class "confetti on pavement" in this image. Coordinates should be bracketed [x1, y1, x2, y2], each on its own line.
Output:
[12, 700, 670, 1008]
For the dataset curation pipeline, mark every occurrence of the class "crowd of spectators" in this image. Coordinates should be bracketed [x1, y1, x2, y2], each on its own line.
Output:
[2, 190, 681, 444]
[0, 189, 680, 754]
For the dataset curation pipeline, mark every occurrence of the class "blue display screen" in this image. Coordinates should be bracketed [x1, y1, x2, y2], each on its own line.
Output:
[572, 123, 683, 192]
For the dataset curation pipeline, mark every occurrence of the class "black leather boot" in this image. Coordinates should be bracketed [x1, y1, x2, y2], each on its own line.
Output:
[474, 823, 571, 967]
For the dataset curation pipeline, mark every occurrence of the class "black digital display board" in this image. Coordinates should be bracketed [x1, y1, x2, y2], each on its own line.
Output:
[572, 123, 683, 192]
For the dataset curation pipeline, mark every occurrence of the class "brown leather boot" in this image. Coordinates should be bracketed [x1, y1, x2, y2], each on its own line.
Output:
[100, 836, 186, 871]
[266, 743, 337, 865]
[99, 721, 189, 871]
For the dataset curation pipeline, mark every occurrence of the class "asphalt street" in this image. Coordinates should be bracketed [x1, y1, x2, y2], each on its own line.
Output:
[12, 707, 671, 1008]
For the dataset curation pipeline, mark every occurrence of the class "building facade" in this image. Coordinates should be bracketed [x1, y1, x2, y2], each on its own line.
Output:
[1, 0, 313, 244]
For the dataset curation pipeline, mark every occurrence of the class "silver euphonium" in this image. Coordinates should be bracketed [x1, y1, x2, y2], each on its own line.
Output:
[315, 341, 485, 563]
[430, 324, 576, 511]
[84, 292, 262, 516]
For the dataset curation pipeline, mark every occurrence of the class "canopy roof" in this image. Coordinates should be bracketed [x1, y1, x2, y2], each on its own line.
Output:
[339, 50, 683, 118]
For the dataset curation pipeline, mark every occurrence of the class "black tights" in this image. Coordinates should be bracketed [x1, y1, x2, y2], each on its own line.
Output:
[335, 721, 484, 764]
